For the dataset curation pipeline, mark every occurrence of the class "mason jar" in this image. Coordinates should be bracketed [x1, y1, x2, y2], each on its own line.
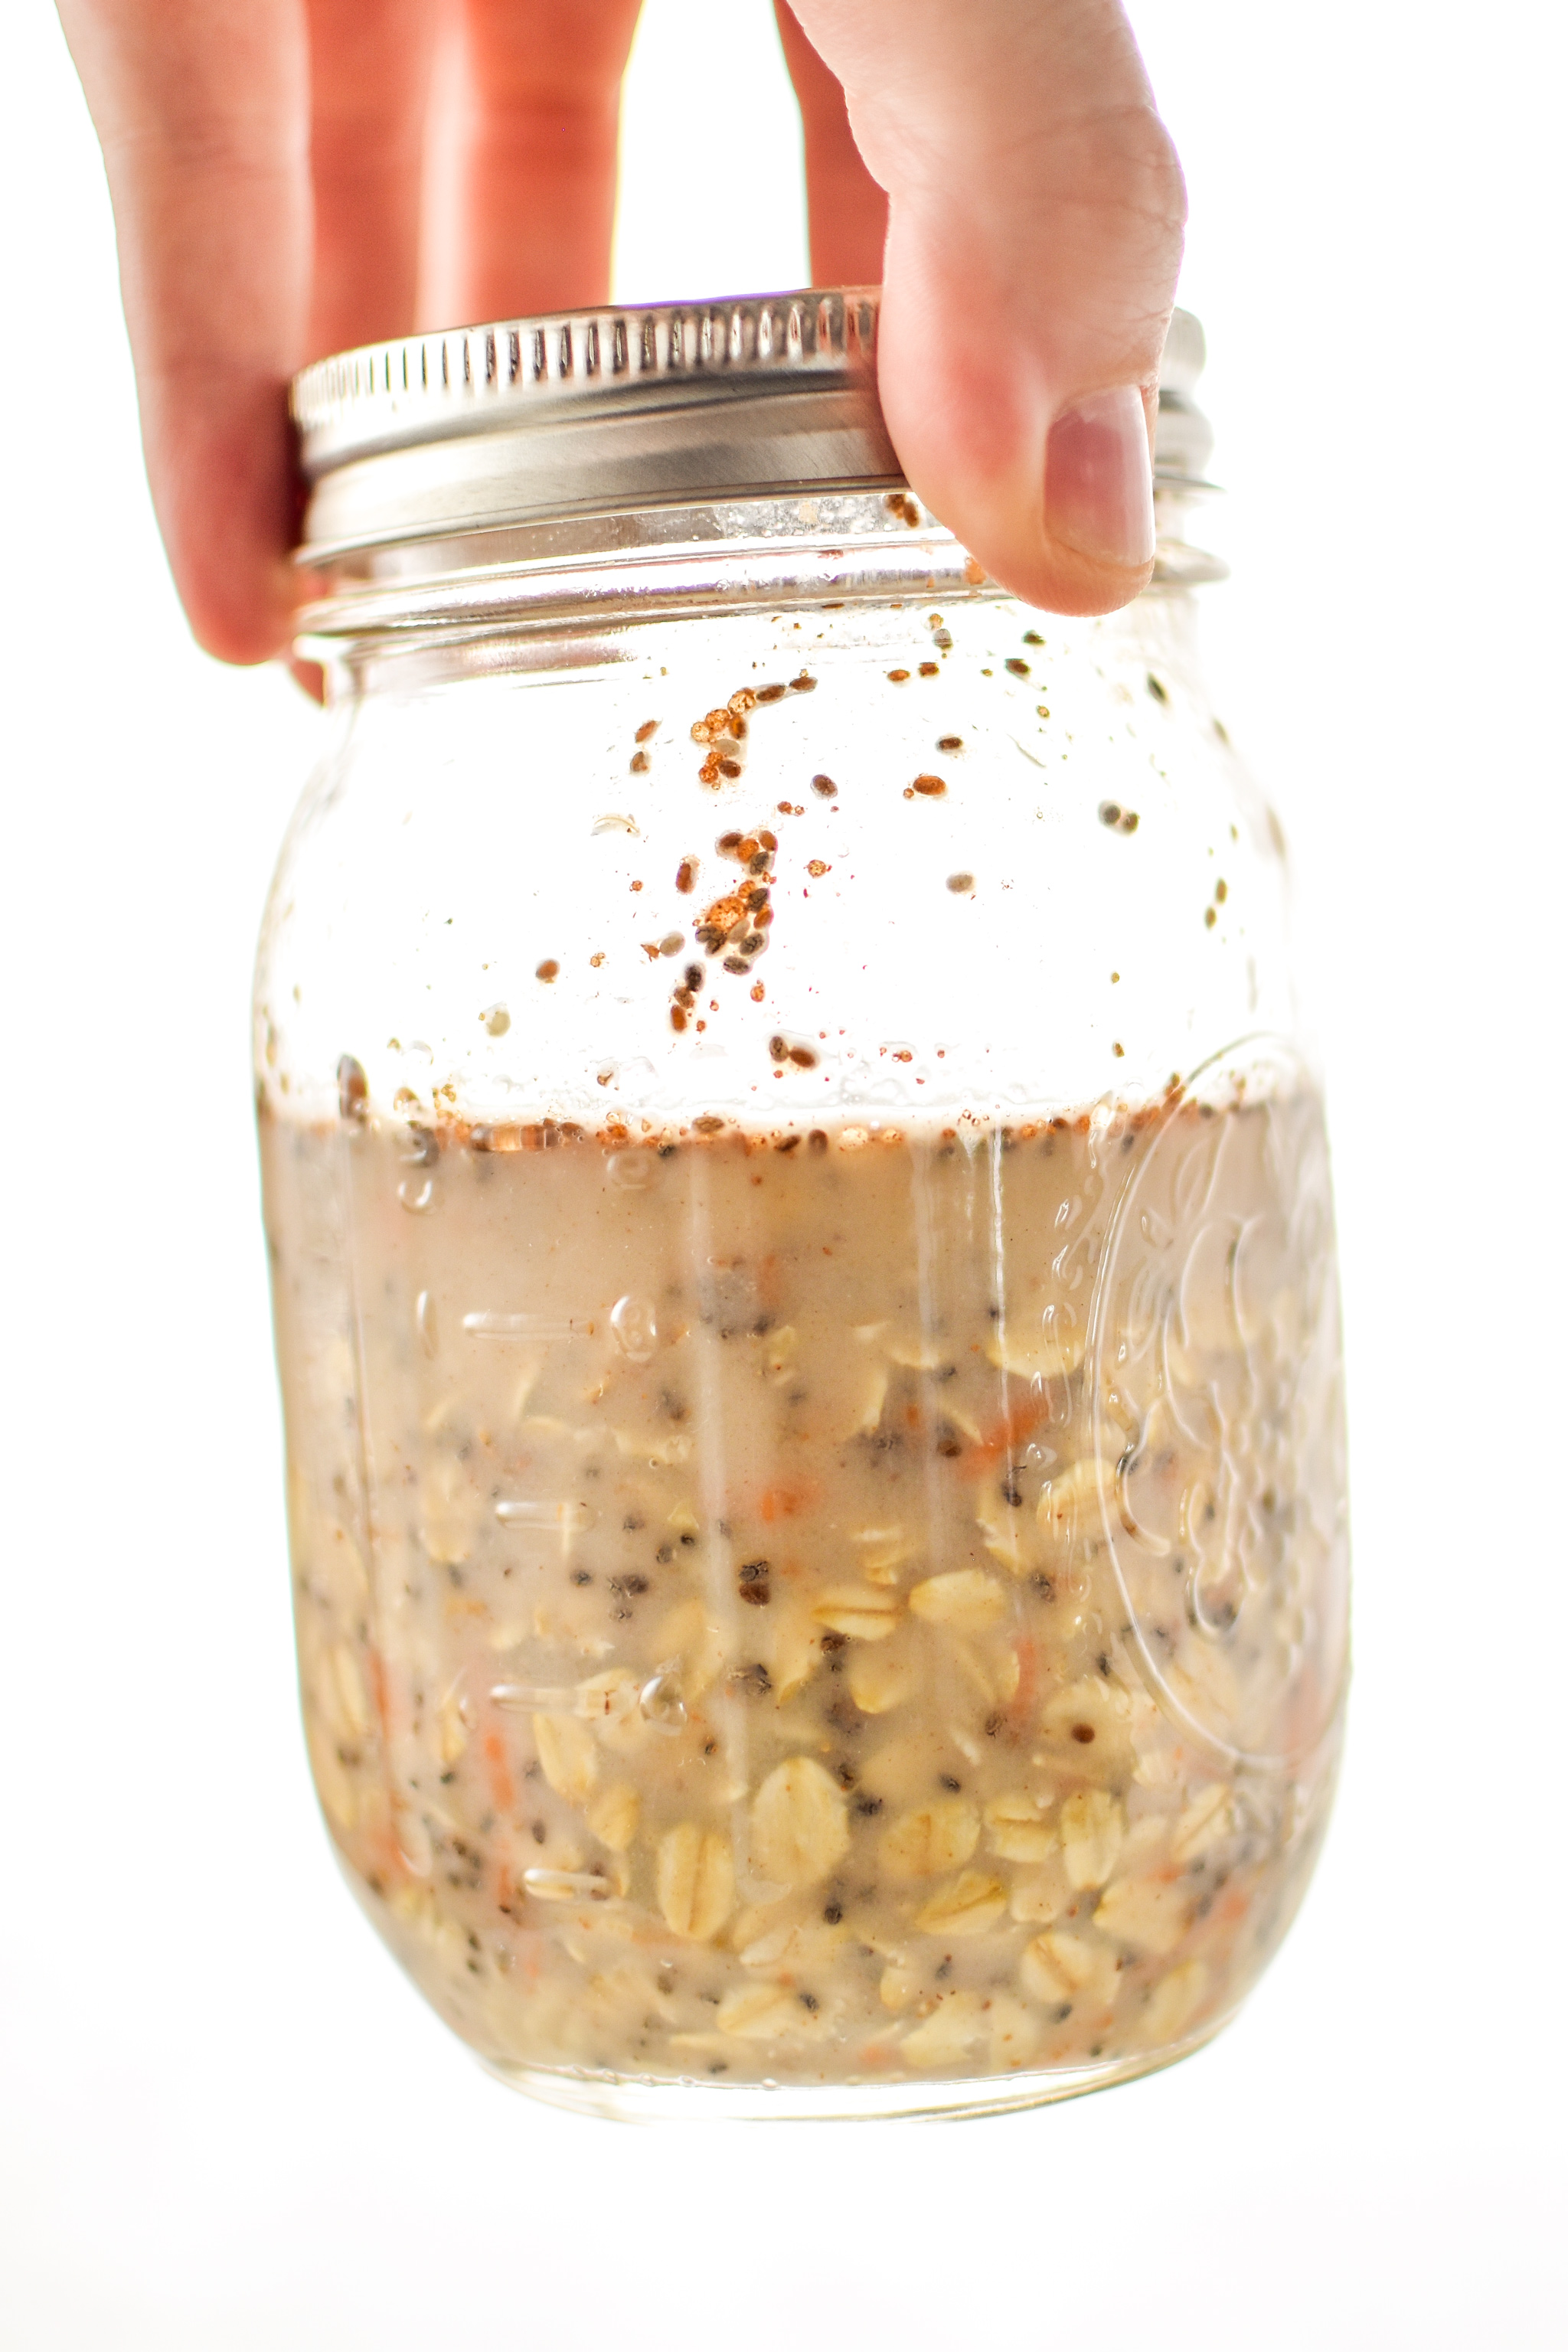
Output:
[256, 289, 1349, 2120]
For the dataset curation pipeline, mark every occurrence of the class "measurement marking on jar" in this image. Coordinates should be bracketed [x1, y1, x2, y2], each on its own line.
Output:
[490, 1681, 581, 1713]
[463, 1311, 589, 1340]
[493, 1498, 596, 1534]
[522, 1868, 615, 1904]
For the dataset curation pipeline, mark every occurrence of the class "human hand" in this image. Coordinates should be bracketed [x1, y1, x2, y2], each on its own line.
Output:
[56, 0, 1183, 665]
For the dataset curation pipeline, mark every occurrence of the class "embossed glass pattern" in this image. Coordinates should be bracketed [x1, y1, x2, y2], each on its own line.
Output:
[257, 296, 1348, 2120]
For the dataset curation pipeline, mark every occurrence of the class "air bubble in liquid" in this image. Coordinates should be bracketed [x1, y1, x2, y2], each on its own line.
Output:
[398, 1174, 436, 1214]
[611, 1293, 659, 1362]
[607, 1151, 652, 1191]
[639, 1661, 688, 1735]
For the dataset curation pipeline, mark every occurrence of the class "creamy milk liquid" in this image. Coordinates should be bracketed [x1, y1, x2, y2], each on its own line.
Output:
[262, 1089, 1347, 2096]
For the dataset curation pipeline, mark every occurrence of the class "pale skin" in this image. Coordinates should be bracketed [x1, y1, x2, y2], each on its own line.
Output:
[55, 0, 1185, 668]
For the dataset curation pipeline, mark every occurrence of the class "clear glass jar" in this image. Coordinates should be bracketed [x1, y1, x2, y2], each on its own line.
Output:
[258, 291, 1348, 2120]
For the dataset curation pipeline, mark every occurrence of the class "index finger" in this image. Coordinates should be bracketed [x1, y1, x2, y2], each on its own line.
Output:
[786, 0, 1185, 616]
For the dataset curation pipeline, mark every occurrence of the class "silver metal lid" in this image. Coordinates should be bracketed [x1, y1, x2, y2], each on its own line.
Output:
[292, 288, 1211, 560]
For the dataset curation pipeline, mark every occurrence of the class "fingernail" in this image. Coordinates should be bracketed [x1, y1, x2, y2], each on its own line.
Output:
[1044, 386, 1155, 570]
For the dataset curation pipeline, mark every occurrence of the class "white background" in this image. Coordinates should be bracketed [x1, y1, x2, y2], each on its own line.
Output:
[2, 1, 1564, 2343]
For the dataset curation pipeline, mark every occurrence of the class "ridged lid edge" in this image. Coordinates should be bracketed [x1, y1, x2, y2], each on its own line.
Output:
[292, 289, 881, 476]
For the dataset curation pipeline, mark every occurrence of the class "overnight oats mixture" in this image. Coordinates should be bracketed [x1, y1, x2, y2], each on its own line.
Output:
[262, 1081, 1346, 2097]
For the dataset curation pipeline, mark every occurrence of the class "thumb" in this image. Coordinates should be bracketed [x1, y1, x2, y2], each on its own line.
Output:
[789, 0, 1185, 616]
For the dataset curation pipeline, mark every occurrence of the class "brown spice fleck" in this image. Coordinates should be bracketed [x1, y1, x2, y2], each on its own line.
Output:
[811, 774, 837, 798]
[946, 872, 975, 893]
[887, 668, 910, 684]
[635, 719, 659, 743]
[1204, 906, 1218, 929]
[590, 952, 605, 968]
[675, 859, 697, 893]
[788, 1045, 818, 1069]
[1005, 658, 1031, 678]
[671, 1006, 688, 1032]
[789, 673, 817, 693]
[937, 735, 963, 752]
[806, 860, 830, 878]
[629, 750, 649, 773]
[1215, 878, 1229, 903]
[919, 662, 939, 678]
[535, 960, 559, 982]
[719, 758, 743, 779]
[911, 775, 947, 798]
[750, 982, 765, 1002]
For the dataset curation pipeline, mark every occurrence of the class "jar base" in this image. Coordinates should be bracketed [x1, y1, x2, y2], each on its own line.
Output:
[480, 2018, 1230, 2122]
